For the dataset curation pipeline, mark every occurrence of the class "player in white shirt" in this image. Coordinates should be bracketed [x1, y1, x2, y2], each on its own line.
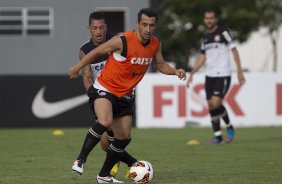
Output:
[187, 8, 245, 144]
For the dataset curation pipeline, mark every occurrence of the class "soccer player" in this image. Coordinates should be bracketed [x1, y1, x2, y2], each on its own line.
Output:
[187, 8, 245, 144]
[70, 8, 186, 183]
[72, 11, 119, 176]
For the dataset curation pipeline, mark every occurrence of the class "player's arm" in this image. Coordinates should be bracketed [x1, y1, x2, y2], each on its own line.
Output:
[186, 53, 206, 87]
[231, 48, 245, 85]
[223, 28, 245, 85]
[79, 50, 93, 91]
[154, 42, 186, 80]
[69, 36, 122, 79]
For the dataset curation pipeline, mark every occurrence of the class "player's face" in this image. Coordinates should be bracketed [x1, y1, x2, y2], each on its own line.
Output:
[88, 19, 107, 45]
[204, 12, 217, 30]
[137, 14, 157, 42]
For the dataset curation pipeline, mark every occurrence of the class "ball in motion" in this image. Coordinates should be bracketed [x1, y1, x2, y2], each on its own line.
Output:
[129, 160, 153, 183]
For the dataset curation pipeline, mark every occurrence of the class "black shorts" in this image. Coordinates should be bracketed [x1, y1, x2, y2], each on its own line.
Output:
[87, 86, 135, 119]
[205, 76, 231, 100]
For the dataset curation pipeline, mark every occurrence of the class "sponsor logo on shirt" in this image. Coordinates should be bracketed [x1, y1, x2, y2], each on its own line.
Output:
[90, 62, 105, 72]
[214, 35, 221, 42]
[131, 57, 153, 65]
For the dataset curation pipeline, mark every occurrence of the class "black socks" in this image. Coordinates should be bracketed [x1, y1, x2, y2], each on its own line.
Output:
[209, 105, 233, 137]
[99, 139, 137, 177]
[77, 122, 107, 162]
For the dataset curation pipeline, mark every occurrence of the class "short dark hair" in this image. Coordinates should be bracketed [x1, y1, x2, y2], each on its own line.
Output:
[203, 8, 218, 17]
[89, 11, 106, 25]
[138, 8, 158, 23]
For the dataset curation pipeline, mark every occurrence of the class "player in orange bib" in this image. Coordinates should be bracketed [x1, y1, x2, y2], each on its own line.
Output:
[69, 8, 186, 183]
[96, 29, 160, 97]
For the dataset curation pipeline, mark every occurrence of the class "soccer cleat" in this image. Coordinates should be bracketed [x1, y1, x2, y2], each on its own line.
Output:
[96, 175, 124, 183]
[110, 162, 120, 177]
[124, 167, 130, 179]
[210, 136, 223, 144]
[226, 126, 235, 143]
[72, 160, 84, 175]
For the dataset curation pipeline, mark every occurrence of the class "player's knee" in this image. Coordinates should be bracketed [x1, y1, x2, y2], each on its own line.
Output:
[118, 133, 131, 140]
[208, 103, 215, 110]
[208, 101, 221, 110]
[97, 116, 113, 127]
[111, 122, 131, 139]
[115, 129, 131, 139]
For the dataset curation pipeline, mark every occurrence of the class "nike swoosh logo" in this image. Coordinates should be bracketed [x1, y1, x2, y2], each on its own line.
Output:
[97, 178, 113, 182]
[147, 164, 151, 172]
[32, 86, 88, 119]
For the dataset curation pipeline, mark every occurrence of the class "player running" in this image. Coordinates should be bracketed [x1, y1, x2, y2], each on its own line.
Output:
[187, 8, 245, 144]
[72, 11, 119, 176]
[70, 8, 186, 183]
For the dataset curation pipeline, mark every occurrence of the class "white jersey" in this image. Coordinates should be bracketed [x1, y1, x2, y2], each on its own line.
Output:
[201, 27, 236, 77]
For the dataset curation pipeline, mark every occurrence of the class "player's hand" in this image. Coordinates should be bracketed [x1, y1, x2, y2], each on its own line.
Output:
[69, 66, 80, 79]
[186, 74, 193, 88]
[238, 72, 246, 85]
[175, 69, 186, 81]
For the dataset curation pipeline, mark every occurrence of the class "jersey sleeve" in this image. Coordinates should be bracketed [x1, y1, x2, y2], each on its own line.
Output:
[200, 39, 205, 54]
[222, 28, 236, 50]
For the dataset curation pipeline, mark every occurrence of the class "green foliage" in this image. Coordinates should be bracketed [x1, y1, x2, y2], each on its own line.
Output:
[257, 0, 282, 32]
[154, 0, 282, 70]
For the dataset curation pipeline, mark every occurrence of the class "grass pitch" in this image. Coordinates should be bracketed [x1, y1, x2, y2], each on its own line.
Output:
[0, 127, 282, 184]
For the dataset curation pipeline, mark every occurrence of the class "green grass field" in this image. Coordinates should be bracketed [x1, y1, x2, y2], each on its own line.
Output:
[1, 127, 282, 184]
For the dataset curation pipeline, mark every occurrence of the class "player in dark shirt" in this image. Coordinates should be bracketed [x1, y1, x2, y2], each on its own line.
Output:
[79, 33, 113, 91]
[72, 11, 120, 176]
[187, 8, 245, 144]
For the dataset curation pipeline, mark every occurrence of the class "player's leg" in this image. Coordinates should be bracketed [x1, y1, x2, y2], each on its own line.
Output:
[97, 115, 137, 182]
[72, 98, 112, 174]
[72, 88, 114, 174]
[80, 128, 119, 177]
[114, 97, 137, 169]
[208, 76, 234, 143]
[100, 131, 110, 151]
[107, 129, 115, 145]
[97, 96, 136, 182]
[208, 96, 224, 144]
[104, 129, 120, 177]
[219, 105, 235, 143]
[216, 77, 234, 142]
[205, 76, 223, 144]
[111, 116, 137, 167]
[78, 97, 113, 158]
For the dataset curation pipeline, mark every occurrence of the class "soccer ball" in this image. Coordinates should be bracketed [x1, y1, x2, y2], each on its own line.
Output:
[129, 160, 153, 183]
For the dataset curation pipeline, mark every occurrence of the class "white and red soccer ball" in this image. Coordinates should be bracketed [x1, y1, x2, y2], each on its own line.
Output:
[129, 160, 154, 183]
